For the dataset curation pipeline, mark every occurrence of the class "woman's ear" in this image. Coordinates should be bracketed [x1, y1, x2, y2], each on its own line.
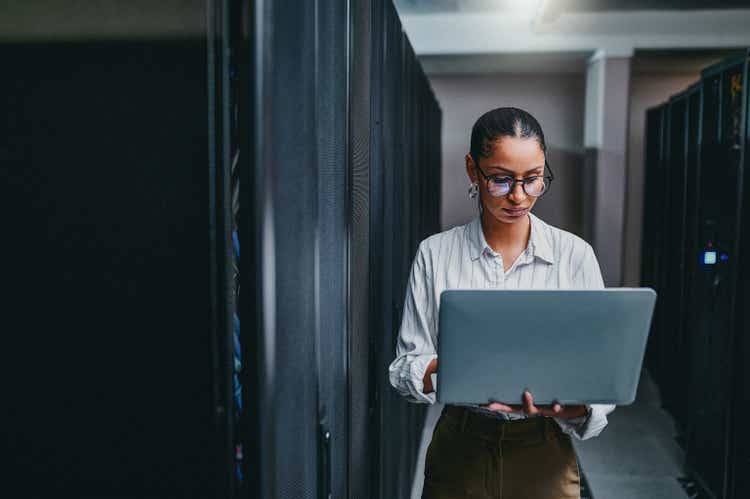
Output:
[465, 154, 478, 183]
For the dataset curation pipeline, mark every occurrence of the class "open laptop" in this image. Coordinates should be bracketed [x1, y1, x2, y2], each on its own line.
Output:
[436, 289, 656, 406]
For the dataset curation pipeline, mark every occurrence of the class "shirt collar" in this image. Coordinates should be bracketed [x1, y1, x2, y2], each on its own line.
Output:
[466, 212, 555, 264]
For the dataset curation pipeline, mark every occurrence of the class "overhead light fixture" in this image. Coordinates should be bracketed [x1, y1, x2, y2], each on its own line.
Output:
[507, 0, 543, 14]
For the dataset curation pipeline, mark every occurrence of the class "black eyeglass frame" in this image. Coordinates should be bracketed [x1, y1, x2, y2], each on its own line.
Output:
[473, 160, 555, 198]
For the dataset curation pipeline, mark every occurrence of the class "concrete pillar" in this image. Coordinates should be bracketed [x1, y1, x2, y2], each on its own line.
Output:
[583, 49, 632, 286]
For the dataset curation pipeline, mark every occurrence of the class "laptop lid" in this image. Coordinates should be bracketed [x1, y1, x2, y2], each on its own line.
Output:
[436, 288, 656, 406]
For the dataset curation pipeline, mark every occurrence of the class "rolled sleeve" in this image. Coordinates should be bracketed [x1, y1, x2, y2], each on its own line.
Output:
[389, 352, 437, 404]
[388, 243, 438, 405]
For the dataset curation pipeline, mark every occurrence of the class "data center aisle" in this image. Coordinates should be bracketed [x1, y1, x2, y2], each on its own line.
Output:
[574, 369, 688, 499]
[410, 370, 688, 499]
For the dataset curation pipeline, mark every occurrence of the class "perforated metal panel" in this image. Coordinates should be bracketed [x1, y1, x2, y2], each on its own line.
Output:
[263, 1, 320, 498]
[315, 0, 350, 498]
[348, 1, 374, 497]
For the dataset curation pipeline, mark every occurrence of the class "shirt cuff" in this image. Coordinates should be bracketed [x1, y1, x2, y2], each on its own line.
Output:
[410, 354, 438, 404]
[554, 404, 613, 440]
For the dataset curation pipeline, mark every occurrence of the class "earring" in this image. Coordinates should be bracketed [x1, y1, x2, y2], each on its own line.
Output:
[468, 182, 478, 199]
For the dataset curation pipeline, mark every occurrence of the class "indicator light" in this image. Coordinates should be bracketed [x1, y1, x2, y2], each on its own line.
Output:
[703, 251, 717, 265]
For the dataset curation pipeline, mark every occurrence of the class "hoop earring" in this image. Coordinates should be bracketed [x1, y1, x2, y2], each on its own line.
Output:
[468, 182, 478, 199]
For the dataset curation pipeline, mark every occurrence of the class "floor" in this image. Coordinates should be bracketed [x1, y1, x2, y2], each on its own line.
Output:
[410, 370, 690, 499]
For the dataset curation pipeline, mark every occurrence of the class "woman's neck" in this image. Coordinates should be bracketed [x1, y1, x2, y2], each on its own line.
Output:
[480, 210, 531, 253]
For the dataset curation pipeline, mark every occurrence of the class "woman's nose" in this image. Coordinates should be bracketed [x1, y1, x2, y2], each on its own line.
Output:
[508, 182, 527, 202]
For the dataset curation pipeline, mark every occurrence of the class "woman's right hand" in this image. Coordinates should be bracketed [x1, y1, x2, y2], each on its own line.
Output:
[422, 358, 438, 394]
[483, 390, 588, 419]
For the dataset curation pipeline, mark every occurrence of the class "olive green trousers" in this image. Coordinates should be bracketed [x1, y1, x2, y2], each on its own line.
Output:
[422, 406, 581, 499]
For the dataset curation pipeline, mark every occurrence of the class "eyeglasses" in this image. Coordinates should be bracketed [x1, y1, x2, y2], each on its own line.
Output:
[474, 162, 554, 198]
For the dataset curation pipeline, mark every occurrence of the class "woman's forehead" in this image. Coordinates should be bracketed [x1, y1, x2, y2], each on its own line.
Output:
[482, 137, 545, 171]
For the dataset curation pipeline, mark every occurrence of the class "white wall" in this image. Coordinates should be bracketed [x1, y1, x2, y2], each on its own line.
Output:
[622, 72, 700, 286]
[428, 73, 586, 235]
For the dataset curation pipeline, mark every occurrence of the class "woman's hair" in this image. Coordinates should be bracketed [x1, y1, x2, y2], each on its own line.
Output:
[469, 107, 547, 165]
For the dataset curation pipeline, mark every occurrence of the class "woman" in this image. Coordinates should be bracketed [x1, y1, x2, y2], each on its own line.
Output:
[388, 107, 616, 499]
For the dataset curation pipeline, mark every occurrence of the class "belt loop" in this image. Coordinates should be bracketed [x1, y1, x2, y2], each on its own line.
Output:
[460, 409, 469, 433]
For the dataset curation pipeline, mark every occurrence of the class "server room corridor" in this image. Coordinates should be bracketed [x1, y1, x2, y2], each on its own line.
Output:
[3, 1, 750, 499]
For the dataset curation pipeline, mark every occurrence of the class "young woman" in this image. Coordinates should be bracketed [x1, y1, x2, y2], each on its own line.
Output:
[389, 107, 616, 499]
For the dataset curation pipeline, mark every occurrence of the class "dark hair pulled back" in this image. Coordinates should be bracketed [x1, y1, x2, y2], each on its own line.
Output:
[470, 107, 547, 165]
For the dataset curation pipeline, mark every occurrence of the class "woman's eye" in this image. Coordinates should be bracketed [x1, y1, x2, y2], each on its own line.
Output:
[492, 177, 513, 184]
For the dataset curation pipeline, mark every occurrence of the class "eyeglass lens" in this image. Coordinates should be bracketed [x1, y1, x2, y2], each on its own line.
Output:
[487, 177, 548, 197]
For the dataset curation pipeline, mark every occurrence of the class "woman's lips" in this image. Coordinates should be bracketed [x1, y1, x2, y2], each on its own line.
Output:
[502, 207, 528, 217]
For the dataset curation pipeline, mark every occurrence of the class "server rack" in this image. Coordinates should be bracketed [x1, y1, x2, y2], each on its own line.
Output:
[245, 1, 442, 498]
[2, 2, 242, 496]
[684, 54, 746, 499]
[676, 82, 704, 435]
[727, 53, 750, 499]
[373, 3, 442, 498]
[641, 104, 667, 380]
[3, 0, 441, 497]
[657, 91, 689, 425]
[642, 50, 749, 499]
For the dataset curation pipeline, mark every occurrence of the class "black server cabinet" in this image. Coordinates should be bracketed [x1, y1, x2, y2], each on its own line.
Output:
[726, 51, 750, 499]
[313, 0, 351, 497]
[374, 2, 428, 498]
[728, 57, 750, 497]
[685, 53, 747, 499]
[641, 104, 667, 380]
[377, 6, 407, 498]
[3, 0, 442, 497]
[658, 92, 689, 424]
[1, 2, 241, 497]
[246, 1, 442, 498]
[245, 0, 346, 497]
[676, 83, 704, 436]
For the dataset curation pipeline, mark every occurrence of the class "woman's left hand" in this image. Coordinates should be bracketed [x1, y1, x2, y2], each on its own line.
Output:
[484, 390, 588, 420]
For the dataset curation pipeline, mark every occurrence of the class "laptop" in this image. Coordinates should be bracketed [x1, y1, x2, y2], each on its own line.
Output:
[436, 288, 656, 406]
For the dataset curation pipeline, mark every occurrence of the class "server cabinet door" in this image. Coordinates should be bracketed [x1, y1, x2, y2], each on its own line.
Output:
[1, 7, 233, 497]
[659, 96, 689, 424]
[687, 61, 745, 499]
[312, 1, 351, 499]
[641, 106, 666, 378]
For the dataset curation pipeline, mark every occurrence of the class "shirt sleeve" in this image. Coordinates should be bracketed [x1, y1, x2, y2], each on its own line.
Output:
[554, 242, 616, 440]
[388, 242, 438, 404]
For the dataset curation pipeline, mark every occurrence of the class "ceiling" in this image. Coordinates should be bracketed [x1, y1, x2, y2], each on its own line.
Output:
[418, 49, 740, 75]
[419, 52, 591, 74]
[395, 0, 750, 15]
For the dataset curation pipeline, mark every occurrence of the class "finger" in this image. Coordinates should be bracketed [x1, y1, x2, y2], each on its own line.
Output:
[534, 405, 557, 416]
[523, 390, 539, 416]
[485, 402, 514, 412]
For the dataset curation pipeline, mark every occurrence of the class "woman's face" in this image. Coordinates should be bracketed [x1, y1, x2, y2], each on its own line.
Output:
[465, 136, 546, 225]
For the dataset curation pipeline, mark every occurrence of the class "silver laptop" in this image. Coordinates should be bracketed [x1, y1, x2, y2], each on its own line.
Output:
[436, 289, 656, 406]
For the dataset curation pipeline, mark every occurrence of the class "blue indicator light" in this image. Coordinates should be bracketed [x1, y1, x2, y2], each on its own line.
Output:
[720, 253, 729, 261]
[703, 251, 717, 265]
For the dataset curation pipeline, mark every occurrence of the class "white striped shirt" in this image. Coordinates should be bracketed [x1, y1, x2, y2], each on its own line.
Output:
[388, 212, 615, 440]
